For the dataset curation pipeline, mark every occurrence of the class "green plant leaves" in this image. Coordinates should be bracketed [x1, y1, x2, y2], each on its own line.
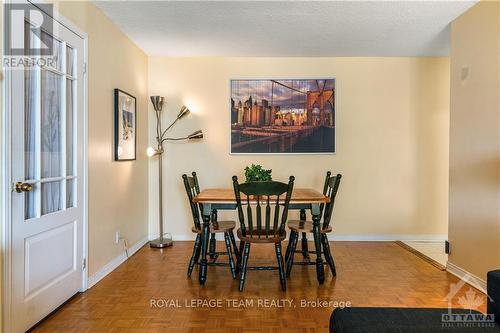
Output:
[244, 164, 272, 182]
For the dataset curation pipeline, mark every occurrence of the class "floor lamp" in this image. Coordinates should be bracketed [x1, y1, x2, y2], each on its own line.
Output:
[148, 96, 203, 248]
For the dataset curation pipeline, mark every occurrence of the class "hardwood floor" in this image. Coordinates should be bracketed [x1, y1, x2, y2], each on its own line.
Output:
[33, 241, 487, 332]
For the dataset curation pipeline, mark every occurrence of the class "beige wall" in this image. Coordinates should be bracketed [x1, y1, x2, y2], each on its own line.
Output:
[55, 1, 150, 276]
[148, 57, 450, 240]
[449, 1, 500, 280]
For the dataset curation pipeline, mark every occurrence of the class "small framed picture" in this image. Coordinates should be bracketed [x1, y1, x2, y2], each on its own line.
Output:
[114, 89, 137, 161]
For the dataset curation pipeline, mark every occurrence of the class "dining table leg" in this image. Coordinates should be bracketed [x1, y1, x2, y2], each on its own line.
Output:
[311, 204, 325, 284]
[199, 203, 212, 285]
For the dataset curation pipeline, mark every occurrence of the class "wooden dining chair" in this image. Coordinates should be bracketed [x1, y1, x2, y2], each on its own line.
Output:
[285, 171, 332, 263]
[285, 173, 342, 278]
[232, 175, 295, 291]
[182, 172, 238, 279]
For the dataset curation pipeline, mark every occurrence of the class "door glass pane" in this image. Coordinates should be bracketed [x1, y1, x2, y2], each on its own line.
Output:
[66, 46, 74, 76]
[41, 70, 63, 179]
[41, 181, 62, 215]
[25, 68, 37, 180]
[25, 20, 37, 180]
[25, 184, 37, 219]
[24, 20, 32, 55]
[25, 21, 38, 219]
[41, 30, 63, 71]
[66, 79, 74, 175]
[66, 179, 75, 208]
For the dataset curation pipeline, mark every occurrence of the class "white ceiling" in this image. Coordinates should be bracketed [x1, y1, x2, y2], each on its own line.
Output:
[94, 1, 477, 57]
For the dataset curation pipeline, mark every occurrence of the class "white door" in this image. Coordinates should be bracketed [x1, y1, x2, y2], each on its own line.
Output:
[8, 3, 86, 332]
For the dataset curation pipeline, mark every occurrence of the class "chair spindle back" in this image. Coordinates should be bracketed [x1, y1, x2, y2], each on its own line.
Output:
[322, 174, 342, 230]
[182, 172, 202, 230]
[319, 171, 332, 216]
[232, 176, 295, 239]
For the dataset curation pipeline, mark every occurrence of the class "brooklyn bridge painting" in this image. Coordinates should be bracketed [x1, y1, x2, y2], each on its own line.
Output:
[230, 79, 335, 154]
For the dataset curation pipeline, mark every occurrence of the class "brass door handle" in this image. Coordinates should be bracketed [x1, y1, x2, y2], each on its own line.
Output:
[15, 182, 33, 193]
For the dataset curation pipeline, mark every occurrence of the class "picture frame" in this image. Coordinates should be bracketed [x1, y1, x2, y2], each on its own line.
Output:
[114, 89, 137, 161]
[230, 78, 335, 155]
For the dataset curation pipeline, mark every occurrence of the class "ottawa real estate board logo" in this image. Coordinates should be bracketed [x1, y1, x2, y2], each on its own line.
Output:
[443, 273, 495, 328]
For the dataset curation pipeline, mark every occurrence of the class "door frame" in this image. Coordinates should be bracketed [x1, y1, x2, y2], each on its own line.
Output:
[1, 1, 89, 331]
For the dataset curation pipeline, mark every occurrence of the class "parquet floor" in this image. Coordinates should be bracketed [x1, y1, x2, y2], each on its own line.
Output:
[33, 241, 487, 332]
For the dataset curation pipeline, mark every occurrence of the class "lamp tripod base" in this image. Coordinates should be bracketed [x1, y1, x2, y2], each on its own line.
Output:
[150, 237, 173, 248]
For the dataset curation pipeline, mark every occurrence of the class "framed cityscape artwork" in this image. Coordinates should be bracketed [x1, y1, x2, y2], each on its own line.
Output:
[230, 79, 335, 154]
[114, 89, 137, 161]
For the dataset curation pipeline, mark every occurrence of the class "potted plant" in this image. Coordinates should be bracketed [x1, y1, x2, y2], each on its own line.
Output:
[244, 164, 272, 182]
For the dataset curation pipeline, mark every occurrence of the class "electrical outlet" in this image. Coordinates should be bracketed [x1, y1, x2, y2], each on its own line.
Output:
[115, 231, 121, 244]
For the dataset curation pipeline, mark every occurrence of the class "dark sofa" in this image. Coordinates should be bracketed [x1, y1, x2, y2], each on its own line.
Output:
[330, 270, 500, 332]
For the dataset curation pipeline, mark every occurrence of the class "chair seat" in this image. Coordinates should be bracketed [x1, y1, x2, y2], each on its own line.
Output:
[192, 221, 236, 234]
[287, 220, 332, 233]
[237, 228, 286, 243]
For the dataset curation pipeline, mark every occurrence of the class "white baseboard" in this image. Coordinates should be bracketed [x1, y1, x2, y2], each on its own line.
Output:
[331, 234, 448, 242]
[446, 261, 487, 293]
[148, 234, 200, 241]
[155, 233, 447, 242]
[88, 235, 148, 289]
[401, 240, 447, 244]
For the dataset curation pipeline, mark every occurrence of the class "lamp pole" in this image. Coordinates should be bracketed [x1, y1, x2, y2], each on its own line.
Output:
[148, 96, 203, 248]
[153, 131, 169, 247]
[158, 145, 164, 243]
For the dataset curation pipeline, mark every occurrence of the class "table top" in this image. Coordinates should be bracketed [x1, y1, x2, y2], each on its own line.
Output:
[193, 188, 329, 204]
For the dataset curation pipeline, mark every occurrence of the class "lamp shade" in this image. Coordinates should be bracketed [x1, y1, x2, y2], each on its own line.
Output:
[188, 130, 203, 140]
[150, 96, 165, 112]
[177, 105, 190, 119]
[146, 146, 162, 157]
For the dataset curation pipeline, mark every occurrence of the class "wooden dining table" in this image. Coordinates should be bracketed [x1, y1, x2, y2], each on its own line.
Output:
[192, 188, 330, 285]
